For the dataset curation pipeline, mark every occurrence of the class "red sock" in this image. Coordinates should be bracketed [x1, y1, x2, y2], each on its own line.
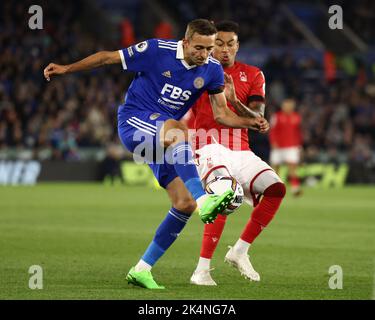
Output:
[290, 176, 300, 188]
[240, 182, 286, 244]
[200, 214, 227, 259]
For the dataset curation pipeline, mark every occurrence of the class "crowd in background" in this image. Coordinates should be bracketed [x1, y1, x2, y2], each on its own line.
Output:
[262, 54, 375, 165]
[0, 0, 374, 165]
[0, 1, 132, 161]
[166, 0, 306, 46]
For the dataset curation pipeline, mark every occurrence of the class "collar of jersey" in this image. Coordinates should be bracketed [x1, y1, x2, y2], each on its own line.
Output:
[176, 40, 209, 70]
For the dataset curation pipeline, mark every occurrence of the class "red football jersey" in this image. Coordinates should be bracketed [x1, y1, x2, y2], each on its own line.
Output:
[269, 111, 302, 148]
[189, 61, 265, 151]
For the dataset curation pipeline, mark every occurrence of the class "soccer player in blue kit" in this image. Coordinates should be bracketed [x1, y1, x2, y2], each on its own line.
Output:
[44, 19, 266, 289]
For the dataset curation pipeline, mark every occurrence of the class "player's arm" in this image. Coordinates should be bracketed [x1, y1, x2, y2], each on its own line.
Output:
[248, 101, 269, 133]
[44, 51, 121, 81]
[224, 72, 269, 132]
[247, 70, 267, 118]
[209, 92, 267, 130]
[224, 73, 260, 118]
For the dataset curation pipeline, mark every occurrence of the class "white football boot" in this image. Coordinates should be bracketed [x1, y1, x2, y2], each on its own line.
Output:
[190, 268, 217, 286]
[224, 246, 260, 281]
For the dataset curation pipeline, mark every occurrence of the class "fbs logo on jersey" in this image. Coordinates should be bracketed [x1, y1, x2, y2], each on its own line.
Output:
[162, 71, 172, 78]
[135, 41, 148, 53]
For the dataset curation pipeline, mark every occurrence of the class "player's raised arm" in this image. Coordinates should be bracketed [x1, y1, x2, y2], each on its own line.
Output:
[43, 51, 121, 81]
[209, 91, 267, 130]
[223, 71, 269, 133]
[224, 73, 265, 117]
[224, 73, 259, 118]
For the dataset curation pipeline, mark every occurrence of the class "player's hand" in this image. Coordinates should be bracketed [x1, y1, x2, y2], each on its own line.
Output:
[224, 73, 237, 103]
[247, 117, 262, 130]
[43, 63, 68, 81]
[258, 117, 270, 133]
[248, 117, 269, 132]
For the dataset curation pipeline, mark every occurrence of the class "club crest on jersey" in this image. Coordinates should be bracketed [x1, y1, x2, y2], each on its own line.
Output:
[149, 113, 161, 120]
[193, 77, 205, 89]
[135, 41, 148, 53]
[207, 157, 213, 169]
[240, 71, 247, 82]
[162, 70, 172, 78]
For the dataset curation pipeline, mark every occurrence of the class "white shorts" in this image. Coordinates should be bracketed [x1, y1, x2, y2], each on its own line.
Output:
[270, 146, 301, 166]
[195, 144, 282, 207]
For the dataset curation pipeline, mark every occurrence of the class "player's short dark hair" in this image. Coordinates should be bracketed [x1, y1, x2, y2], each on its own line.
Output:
[185, 19, 217, 39]
[215, 20, 240, 36]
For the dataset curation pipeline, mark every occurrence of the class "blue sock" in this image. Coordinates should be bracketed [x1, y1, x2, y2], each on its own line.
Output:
[142, 208, 191, 266]
[170, 142, 205, 200]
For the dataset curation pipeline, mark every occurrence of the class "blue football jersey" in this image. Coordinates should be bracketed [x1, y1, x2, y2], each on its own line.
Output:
[118, 39, 224, 120]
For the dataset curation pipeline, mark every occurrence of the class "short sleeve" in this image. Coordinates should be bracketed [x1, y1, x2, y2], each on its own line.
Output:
[248, 70, 266, 102]
[118, 39, 158, 72]
[207, 63, 224, 95]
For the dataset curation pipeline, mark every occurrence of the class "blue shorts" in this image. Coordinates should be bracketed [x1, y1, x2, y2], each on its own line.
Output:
[118, 105, 178, 188]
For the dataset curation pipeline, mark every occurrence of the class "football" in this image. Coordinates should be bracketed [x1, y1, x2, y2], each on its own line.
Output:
[204, 176, 244, 214]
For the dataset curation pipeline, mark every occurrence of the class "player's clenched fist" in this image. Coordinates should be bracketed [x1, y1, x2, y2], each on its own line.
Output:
[43, 63, 68, 81]
[258, 117, 269, 133]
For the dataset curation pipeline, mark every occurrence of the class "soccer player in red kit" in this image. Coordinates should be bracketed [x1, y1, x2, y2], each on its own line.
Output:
[269, 98, 303, 196]
[187, 21, 286, 285]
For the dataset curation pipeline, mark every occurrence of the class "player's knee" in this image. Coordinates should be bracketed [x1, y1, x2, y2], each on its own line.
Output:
[173, 122, 189, 143]
[173, 198, 196, 214]
[264, 182, 286, 198]
[162, 120, 189, 147]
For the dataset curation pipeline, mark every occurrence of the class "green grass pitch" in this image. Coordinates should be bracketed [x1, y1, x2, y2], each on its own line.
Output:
[0, 183, 374, 300]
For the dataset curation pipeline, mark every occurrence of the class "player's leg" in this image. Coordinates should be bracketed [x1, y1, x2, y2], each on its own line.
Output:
[127, 177, 196, 289]
[282, 146, 302, 196]
[270, 147, 282, 174]
[287, 162, 301, 196]
[161, 119, 234, 223]
[190, 214, 227, 286]
[225, 152, 286, 281]
[190, 146, 232, 285]
[119, 113, 232, 288]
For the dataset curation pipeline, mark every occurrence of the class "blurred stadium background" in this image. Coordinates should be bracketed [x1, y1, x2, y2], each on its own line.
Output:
[1, 0, 375, 300]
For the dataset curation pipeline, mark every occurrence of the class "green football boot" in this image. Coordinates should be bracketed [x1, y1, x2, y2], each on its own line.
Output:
[126, 267, 165, 289]
[199, 190, 235, 224]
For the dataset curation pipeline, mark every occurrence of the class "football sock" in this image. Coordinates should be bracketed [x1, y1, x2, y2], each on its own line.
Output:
[200, 214, 227, 259]
[134, 259, 152, 272]
[240, 182, 286, 245]
[232, 238, 251, 255]
[141, 207, 190, 267]
[195, 257, 211, 272]
[290, 176, 301, 188]
[170, 142, 206, 201]
[196, 194, 209, 208]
